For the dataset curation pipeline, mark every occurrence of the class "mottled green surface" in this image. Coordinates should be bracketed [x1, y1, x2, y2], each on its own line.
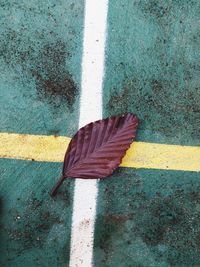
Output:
[95, 169, 200, 267]
[0, 1, 84, 266]
[1, 0, 200, 266]
[94, 0, 200, 266]
[0, 159, 74, 267]
[103, 0, 200, 146]
[0, 0, 84, 136]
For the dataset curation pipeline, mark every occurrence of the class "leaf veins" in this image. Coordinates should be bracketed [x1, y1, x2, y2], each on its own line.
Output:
[50, 113, 138, 196]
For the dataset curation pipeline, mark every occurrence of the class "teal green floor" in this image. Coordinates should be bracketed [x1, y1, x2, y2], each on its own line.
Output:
[1, 0, 200, 266]
[96, 0, 200, 266]
[0, 0, 83, 136]
[0, 159, 74, 267]
[103, 0, 200, 146]
[95, 169, 200, 267]
[0, 1, 83, 266]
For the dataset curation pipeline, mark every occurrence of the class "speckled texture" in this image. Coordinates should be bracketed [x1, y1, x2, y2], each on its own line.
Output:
[1, 0, 200, 266]
[0, 1, 84, 266]
[0, 159, 74, 267]
[95, 0, 200, 266]
[103, 0, 200, 146]
[95, 169, 200, 267]
[0, 0, 84, 136]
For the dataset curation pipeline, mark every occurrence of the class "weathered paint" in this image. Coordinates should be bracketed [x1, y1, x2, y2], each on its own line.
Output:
[69, 0, 108, 266]
[95, 0, 200, 266]
[1, 132, 200, 172]
[0, 0, 84, 137]
[0, 132, 71, 162]
[0, 1, 84, 266]
[0, 159, 74, 267]
[95, 168, 200, 267]
[103, 0, 200, 146]
[1, 0, 200, 266]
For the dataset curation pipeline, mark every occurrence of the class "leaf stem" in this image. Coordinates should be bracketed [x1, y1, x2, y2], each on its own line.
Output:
[50, 175, 65, 197]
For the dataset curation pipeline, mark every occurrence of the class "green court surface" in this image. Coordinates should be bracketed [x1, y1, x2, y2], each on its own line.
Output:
[0, 1, 83, 266]
[1, 0, 200, 267]
[95, 1, 200, 266]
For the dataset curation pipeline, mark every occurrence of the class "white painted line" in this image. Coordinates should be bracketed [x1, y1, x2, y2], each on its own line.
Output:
[69, 0, 108, 267]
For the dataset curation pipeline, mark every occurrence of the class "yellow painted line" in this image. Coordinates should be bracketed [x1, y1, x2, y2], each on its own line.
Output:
[0, 132, 199, 172]
[0, 132, 71, 162]
[121, 142, 200, 172]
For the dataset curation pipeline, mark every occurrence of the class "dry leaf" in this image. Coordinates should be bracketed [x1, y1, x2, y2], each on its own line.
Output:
[50, 113, 138, 196]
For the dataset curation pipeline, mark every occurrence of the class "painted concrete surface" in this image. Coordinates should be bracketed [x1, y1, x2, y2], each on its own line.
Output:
[94, 0, 200, 266]
[103, 0, 200, 146]
[95, 169, 200, 267]
[0, 159, 74, 267]
[0, 0, 83, 136]
[0, 1, 84, 266]
[69, 1, 108, 265]
[0, 0, 200, 266]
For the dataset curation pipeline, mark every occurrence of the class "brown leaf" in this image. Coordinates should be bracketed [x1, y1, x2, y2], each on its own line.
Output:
[50, 113, 138, 196]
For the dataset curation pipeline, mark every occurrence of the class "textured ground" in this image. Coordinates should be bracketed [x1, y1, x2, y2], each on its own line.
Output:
[0, 0, 200, 266]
